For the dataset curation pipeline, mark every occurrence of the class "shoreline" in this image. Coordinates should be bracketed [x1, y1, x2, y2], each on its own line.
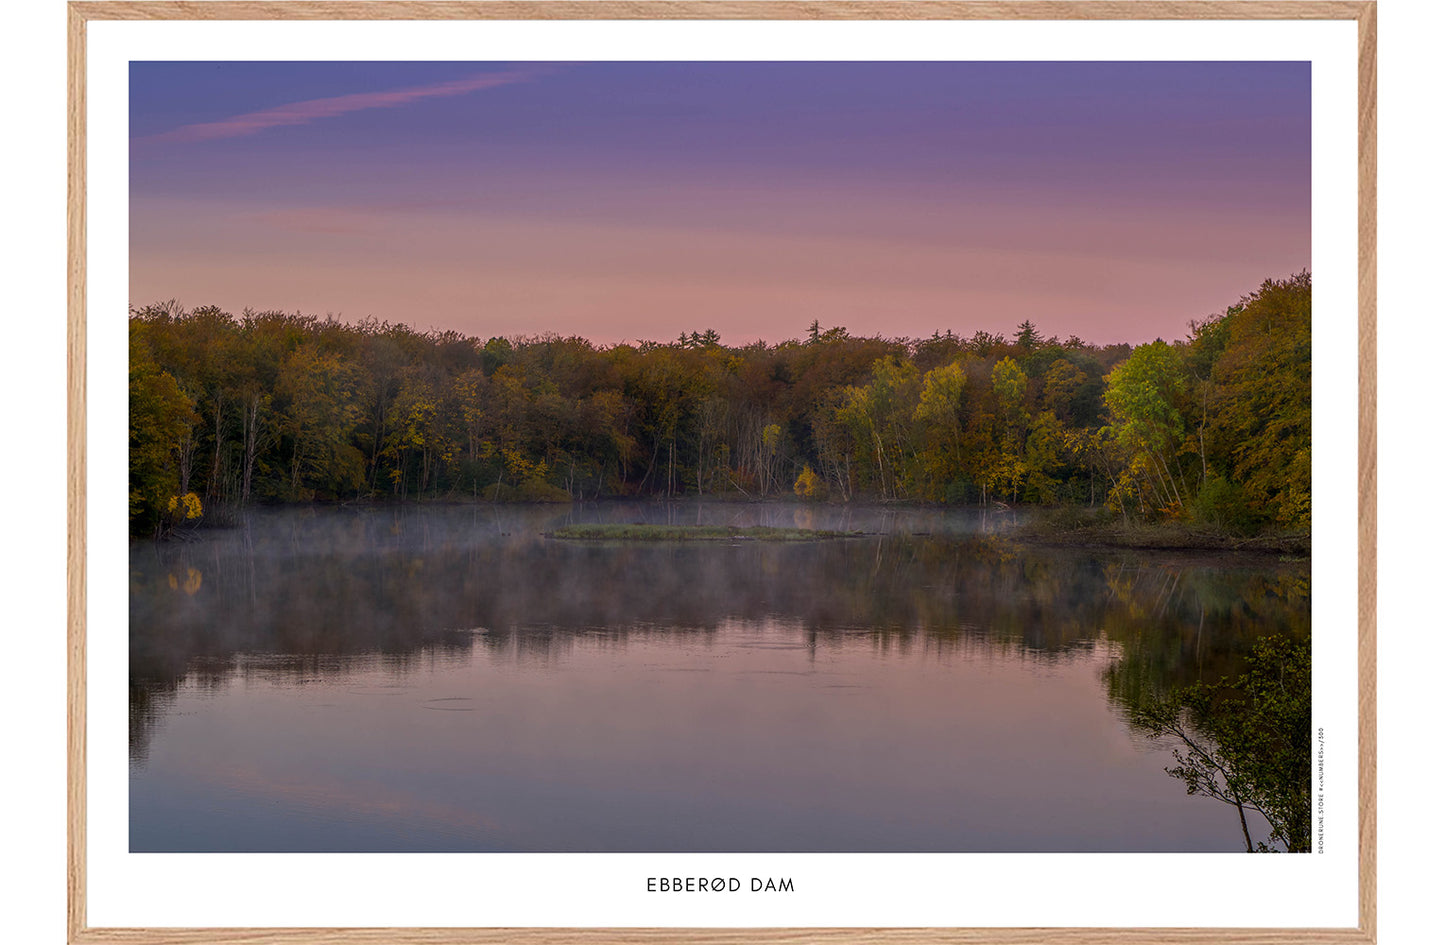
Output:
[1011, 520, 1310, 556]
[172, 496, 1310, 556]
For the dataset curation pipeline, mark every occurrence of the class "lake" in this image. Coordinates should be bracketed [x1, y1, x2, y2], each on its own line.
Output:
[129, 502, 1309, 852]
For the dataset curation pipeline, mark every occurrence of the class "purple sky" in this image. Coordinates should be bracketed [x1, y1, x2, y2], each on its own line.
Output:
[130, 61, 1309, 346]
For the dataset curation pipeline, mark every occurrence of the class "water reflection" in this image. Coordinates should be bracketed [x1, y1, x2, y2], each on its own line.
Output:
[129, 503, 1308, 851]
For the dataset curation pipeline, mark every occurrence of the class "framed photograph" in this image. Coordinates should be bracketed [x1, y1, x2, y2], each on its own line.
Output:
[70, 1, 1376, 941]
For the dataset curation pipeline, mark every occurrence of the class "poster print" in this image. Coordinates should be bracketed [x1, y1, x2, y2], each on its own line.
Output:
[72, 3, 1374, 941]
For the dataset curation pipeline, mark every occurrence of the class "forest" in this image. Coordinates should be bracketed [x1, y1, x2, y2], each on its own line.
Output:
[129, 272, 1310, 538]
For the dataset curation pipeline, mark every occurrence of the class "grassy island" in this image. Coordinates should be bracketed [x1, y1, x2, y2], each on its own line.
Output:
[547, 524, 857, 542]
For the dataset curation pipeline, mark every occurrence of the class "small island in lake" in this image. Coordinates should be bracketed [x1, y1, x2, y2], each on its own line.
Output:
[548, 523, 859, 541]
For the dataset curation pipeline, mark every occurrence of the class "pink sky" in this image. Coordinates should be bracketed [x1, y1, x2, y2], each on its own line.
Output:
[130, 61, 1310, 345]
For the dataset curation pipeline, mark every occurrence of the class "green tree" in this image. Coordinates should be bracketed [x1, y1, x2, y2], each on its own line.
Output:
[985, 357, 1030, 502]
[1127, 635, 1311, 852]
[914, 359, 968, 498]
[1103, 341, 1192, 516]
[833, 358, 920, 499]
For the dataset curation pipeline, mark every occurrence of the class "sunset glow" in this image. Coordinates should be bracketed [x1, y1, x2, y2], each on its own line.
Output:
[130, 61, 1309, 345]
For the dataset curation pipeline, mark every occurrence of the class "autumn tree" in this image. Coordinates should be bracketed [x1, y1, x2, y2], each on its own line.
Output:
[129, 327, 198, 535]
[275, 343, 366, 499]
[832, 357, 921, 500]
[913, 359, 968, 499]
[1208, 272, 1312, 529]
[985, 356, 1030, 502]
[127, 274, 1306, 528]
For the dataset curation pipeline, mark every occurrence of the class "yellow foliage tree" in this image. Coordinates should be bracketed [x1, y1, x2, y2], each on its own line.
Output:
[793, 465, 822, 499]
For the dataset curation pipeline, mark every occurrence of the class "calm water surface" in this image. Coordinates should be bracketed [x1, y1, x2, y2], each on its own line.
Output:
[129, 502, 1309, 852]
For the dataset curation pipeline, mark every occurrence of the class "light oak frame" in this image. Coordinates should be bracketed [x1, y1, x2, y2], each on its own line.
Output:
[67, 2, 1378, 942]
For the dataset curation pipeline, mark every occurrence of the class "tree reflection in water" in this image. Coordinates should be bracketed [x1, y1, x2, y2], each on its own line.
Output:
[130, 504, 1309, 850]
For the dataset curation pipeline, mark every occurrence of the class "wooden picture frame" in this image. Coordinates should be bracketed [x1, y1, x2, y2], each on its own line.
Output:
[68, 2, 1377, 942]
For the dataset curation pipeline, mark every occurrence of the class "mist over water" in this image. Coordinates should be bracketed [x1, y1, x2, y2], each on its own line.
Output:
[129, 502, 1308, 852]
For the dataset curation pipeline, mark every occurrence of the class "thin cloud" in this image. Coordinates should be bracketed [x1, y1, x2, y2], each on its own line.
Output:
[136, 67, 549, 145]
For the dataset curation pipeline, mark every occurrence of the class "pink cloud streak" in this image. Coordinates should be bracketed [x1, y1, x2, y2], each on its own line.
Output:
[136, 68, 546, 145]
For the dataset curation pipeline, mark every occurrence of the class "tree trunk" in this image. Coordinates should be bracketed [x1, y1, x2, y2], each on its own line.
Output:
[241, 395, 260, 504]
[290, 441, 304, 498]
[208, 397, 225, 502]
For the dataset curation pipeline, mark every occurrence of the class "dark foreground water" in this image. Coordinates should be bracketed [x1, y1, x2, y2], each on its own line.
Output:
[129, 502, 1309, 852]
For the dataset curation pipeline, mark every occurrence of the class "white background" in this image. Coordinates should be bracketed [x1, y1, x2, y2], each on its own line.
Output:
[86, 12, 1358, 932]
[6, 0, 1435, 941]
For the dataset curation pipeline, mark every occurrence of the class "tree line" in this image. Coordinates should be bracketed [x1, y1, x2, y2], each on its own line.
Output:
[130, 272, 1310, 537]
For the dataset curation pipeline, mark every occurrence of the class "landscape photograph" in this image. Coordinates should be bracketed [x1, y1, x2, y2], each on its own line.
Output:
[128, 59, 1312, 854]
